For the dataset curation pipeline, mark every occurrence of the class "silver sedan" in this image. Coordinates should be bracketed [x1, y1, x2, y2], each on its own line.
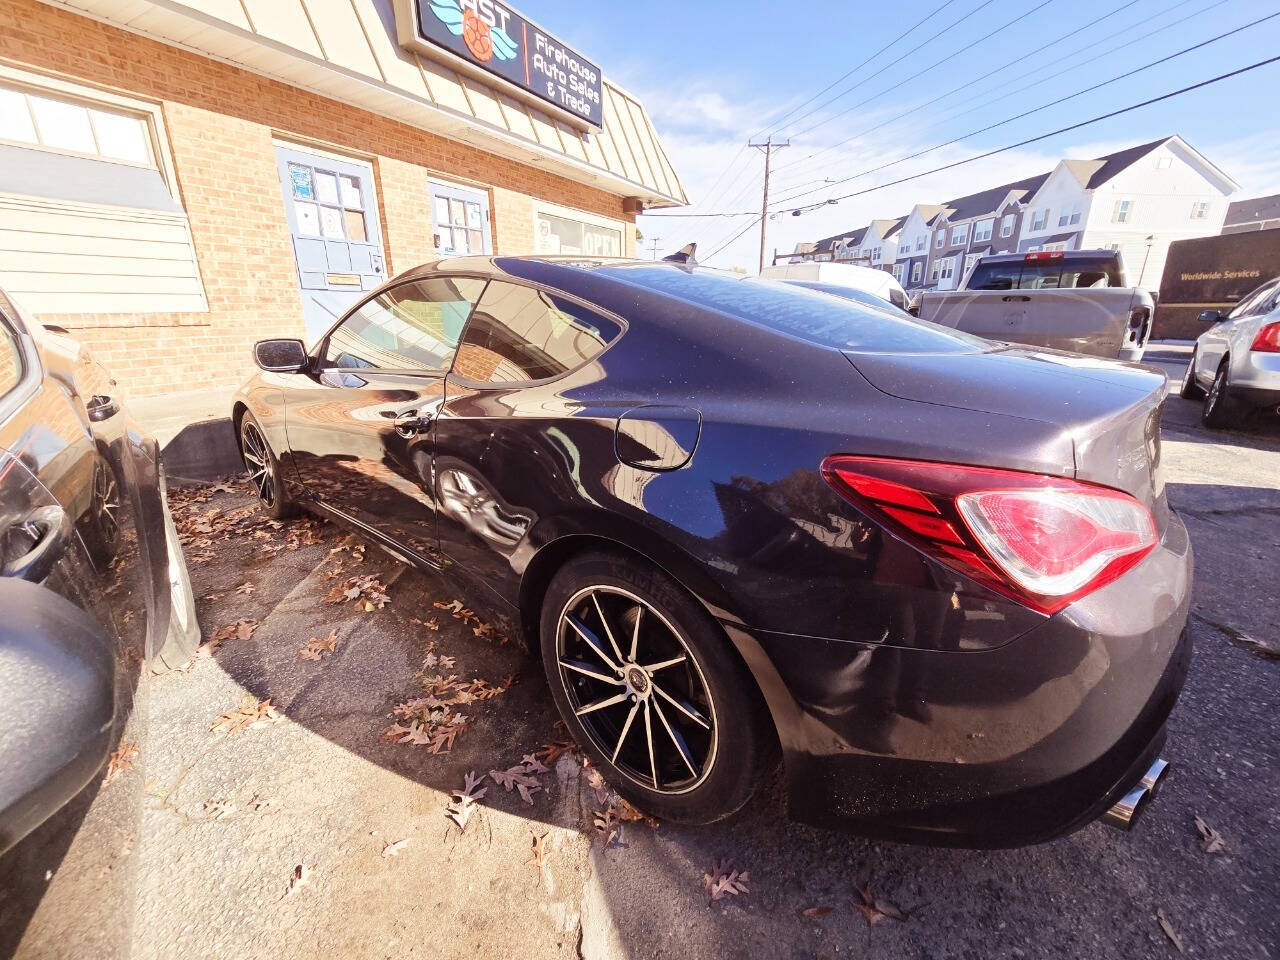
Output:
[1181, 275, 1280, 427]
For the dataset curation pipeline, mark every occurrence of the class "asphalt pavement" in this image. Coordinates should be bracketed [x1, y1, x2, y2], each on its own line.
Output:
[121, 350, 1278, 960]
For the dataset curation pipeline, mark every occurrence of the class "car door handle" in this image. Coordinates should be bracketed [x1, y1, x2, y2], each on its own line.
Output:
[3, 505, 72, 582]
[86, 394, 119, 423]
[1002, 295, 1031, 302]
[393, 409, 431, 438]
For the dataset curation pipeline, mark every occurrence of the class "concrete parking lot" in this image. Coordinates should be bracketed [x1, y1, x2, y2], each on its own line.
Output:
[135, 351, 1279, 960]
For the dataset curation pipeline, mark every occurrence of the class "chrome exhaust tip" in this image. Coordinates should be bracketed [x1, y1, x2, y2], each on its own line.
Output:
[1102, 757, 1170, 831]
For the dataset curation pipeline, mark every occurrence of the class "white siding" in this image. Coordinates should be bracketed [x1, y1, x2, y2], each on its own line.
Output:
[0, 194, 207, 314]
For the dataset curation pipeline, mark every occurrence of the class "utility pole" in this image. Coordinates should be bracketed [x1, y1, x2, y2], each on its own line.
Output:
[748, 136, 789, 273]
[647, 237, 662, 260]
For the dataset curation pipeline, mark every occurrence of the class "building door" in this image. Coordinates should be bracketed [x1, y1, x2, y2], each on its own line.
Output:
[275, 145, 387, 344]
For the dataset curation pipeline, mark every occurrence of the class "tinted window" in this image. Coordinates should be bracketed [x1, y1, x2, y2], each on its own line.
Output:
[454, 281, 621, 383]
[1227, 279, 1280, 319]
[323, 278, 485, 371]
[596, 265, 988, 353]
[968, 256, 1122, 290]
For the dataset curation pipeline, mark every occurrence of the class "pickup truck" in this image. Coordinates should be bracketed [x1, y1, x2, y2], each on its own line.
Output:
[915, 250, 1154, 362]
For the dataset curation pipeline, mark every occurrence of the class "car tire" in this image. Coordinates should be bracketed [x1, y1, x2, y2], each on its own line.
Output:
[239, 412, 297, 519]
[1180, 348, 1206, 400]
[1202, 358, 1234, 429]
[539, 550, 775, 824]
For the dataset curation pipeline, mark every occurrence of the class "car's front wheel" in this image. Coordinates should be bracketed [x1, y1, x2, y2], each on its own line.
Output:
[1202, 359, 1235, 429]
[539, 551, 774, 824]
[239, 412, 297, 518]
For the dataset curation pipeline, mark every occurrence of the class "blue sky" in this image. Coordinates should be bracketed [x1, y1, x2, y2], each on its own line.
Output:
[517, 0, 1280, 268]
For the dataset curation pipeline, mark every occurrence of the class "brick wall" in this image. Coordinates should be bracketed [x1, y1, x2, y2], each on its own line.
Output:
[0, 0, 635, 397]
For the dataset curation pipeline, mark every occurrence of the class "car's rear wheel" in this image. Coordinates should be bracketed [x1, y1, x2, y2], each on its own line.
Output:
[1202, 359, 1235, 429]
[79, 454, 122, 568]
[239, 413, 296, 518]
[539, 551, 773, 824]
[1180, 347, 1206, 400]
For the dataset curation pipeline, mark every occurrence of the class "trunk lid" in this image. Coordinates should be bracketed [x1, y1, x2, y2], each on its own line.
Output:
[844, 345, 1169, 521]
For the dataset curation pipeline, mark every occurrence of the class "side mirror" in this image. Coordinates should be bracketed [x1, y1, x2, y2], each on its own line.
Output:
[1197, 309, 1225, 324]
[253, 338, 308, 373]
[0, 579, 115, 856]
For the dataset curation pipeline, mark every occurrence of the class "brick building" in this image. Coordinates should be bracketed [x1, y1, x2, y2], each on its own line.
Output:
[0, 0, 685, 396]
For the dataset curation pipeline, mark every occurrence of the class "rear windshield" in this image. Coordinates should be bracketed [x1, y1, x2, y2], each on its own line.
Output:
[968, 256, 1123, 291]
[595, 264, 988, 354]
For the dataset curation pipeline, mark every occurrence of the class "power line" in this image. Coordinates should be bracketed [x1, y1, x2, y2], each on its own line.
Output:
[787, 0, 1055, 142]
[770, 13, 1280, 209]
[751, 0, 961, 139]
[704, 216, 763, 263]
[770, 0, 1147, 181]
[776, 0, 1001, 137]
[769, 53, 1280, 215]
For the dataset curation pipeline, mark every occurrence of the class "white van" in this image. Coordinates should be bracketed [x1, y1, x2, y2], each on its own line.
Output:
[759, 262, 910, 311]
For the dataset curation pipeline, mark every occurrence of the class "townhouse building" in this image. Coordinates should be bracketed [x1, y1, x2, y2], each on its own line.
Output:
[1222, 193, 1280, 234]
[798, 136, 1237, 297]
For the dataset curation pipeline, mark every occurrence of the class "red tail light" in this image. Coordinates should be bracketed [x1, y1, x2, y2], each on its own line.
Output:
[1025, 251, 1064, 261]
[821, 457, 1157, 615]
[1251, 321, 1280, 353]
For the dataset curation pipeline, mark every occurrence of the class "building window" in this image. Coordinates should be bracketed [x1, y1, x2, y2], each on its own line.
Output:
[1110, 242, 1122, 251]
[950, 223, 968, 245]
[1031, 209, 1048, 231]
[930, 259, 941, 282]
[873, 246, 882, 262]
[1156, 156, 1173, 169]
[1057, 204, 1082, 227]
[535, 210, 621, 257]
[963, 253, 980, 278]
[0, 70, 206, 315]
[0, 83, 153, 166]
[1191, 201, 1210, 220]
[892, 263, 904, 282]
[1000, 213, 1015, 237]
[1112, 199, 1133, 223]
[935, 230, 945, 249]
[915, 235, 924, 251]
[939, 257, 955, 282]
[1027, 245, 1041, 253]
[973, 218, 994, 243]
[911, 261, 923, 283]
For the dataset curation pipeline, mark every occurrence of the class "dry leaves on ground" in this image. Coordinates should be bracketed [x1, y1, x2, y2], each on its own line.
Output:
[235, 582, 255, 596]
[446, 771, 487, 832]
[490, 755, 547, 805]
[381, 838, 410, 858]
[324, 574, 389, 609]
[529, 833, 547, 869]
[593, 805, 623, 848]
[104, 741, 139, 785]
[211, 696, 282, 734]
[283, 864, 313, 899]
[535, 738, 577, 767]
[299, 629, 339, 661]
[801, 906, 834, 919]
[615, 797, 660, 829]
[1157, 908, 1185, 954]
[703, 859, 749, 903]
[201, 799, 236, 821]
[853, 881, 908, 926]
[1194, 813, 1225, 853]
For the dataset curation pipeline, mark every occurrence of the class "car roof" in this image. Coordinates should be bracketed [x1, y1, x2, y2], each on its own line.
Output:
[976, 248, 1120, 263]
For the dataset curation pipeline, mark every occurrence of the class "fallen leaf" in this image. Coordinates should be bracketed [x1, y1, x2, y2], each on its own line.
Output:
[853, 881, 907, 925]
[381, 838, 410, 858]
[283, 864, 312, 898]
[446, 771, 487, 832]
[235, 582, 255, 596]
[615, 798, 660, 829]
[703, 859, 749, 902]
[521, 753, 550, 774]
[298, 629, 339, 661]
[439, 655, 456, 670]
[1194, 814, 1225, 854]
[104, 741, 139, 785]
[529, 833, 546, 870]
[201, 799, 236, 820]
[802, 906, 834, 919]
[249, 794, 272, 812]
[1157, 908, 1185, 954]
[211, 696, 281, 734]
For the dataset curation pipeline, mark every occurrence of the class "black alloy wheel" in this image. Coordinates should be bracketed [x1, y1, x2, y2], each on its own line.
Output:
[557, 584, 716, 794]
[1202, 360, 1234, 429]
[240, 414, 296, 518]
[540, 552, 774, 824]
[80, 455, 122, 567]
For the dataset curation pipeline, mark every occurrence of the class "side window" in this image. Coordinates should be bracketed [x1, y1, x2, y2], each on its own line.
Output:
[454, 281, 622, 384]
[1228, 280, 1280, 319]
[322, 277, 485, 371]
